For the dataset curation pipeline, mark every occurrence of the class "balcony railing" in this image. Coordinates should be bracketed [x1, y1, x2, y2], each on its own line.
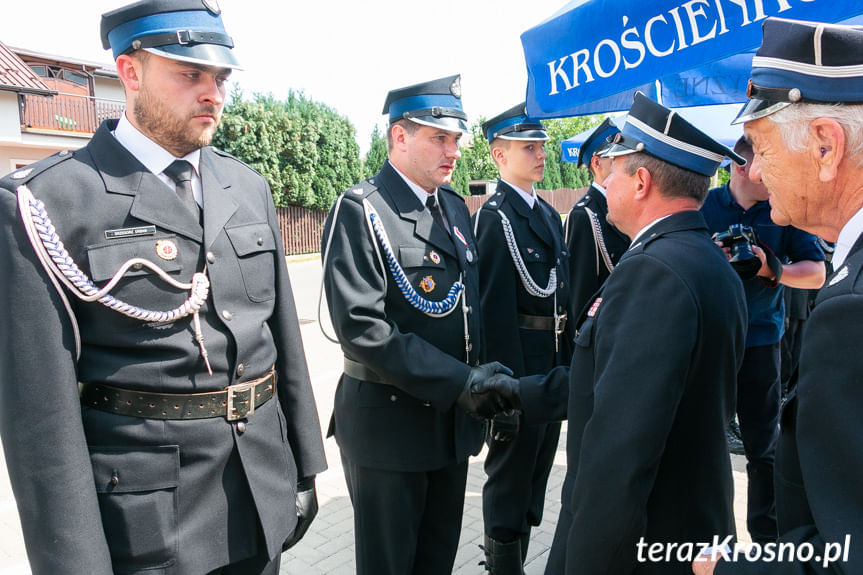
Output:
[19, 92, 124, 134]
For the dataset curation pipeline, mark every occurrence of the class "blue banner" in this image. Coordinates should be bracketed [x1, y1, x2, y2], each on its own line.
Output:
[522, 0, 863, 118]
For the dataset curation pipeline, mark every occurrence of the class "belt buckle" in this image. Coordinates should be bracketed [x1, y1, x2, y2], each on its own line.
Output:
[226, 381, 255, 421]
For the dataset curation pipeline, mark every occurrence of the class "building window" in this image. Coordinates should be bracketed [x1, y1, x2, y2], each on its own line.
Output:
[30, 65, 47, 77]
[61, 70, 88, 86]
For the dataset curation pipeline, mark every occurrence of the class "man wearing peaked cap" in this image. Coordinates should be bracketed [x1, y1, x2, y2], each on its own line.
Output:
[696, 17, 863, 575]
[472, 103, 573, 573]
[0, 1, 327, 573]
[321, 76, 519, 574]
[564, 117, 630, 321]
[474, 92, 748, 574]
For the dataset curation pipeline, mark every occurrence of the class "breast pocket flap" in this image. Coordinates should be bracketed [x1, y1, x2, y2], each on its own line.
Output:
[91, 445, 180, 494]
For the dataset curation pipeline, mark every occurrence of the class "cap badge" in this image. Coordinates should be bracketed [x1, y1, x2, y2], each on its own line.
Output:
[419, 275, 436, 293]
[450, 77, 462, 99]
[202, 0, 221, 15]
[429, 250, 441, 264]
[155, 239, 178, 261]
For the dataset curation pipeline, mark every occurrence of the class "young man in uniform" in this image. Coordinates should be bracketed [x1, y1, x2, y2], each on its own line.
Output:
[321, 75, 518, 575]
[0, 1, 327, 573]
[472, 103, 572, 573]
[565, 118, 630, 314]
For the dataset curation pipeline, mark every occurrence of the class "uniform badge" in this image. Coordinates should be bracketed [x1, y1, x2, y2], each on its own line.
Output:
[202, 0, 221, 14]
[450, 76, 462, 98]
[419, 275, 435, 293]
[11, 168, 33, 179]
[155, 239, 178, 261]
[587, 297, 602, 317]
[829, 266, 849, 287]
[429, 250, 441, 264]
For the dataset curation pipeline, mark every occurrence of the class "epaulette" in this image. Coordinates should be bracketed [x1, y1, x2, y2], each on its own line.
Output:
[481, 190, 506, 212]
[439, 184, 466, 204]
[341, 179, 379, 202]
[0, 149, 74, 191]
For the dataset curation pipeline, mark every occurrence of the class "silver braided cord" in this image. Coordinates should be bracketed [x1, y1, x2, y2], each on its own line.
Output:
[585, 206, 615, 274]
[498, 210, 557, 298]
[17, 185, 214, 374]
[363, 199, 465, 318]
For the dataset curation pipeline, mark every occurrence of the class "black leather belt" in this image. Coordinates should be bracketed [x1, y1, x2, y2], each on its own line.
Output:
[79, 370, 276, 421]
[518, 313, 566, 332]
[343, 357, 385, 384]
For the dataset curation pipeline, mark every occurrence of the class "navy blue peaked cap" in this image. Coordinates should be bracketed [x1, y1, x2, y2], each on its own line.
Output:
[482, 102, 549, 143]
[101, 0, 241, 69]
[604, 92, 745, 177]
[577, 117, 620, 167]
[734, 18, 863, 124]
[382, 75, 468, 134]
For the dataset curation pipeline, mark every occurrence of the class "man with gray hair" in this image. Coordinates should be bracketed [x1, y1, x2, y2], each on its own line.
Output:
[694, 17, 863, 575]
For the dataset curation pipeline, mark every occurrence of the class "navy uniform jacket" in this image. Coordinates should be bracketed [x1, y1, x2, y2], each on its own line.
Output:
[565, 184, 630, 314]
[0, 120, 327, 575]
[521, 211, 746, 574]
[717, 235, 863, 574]
[321, 160, 484, 472]
[473, 182, 573, 376]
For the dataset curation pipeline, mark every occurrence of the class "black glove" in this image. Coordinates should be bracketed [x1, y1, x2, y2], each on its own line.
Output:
[456, 362, 519, 419]
[282, 476, 319, 551]
[489, 411, 520, 442]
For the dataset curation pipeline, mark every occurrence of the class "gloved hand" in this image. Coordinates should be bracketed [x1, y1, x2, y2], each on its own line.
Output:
[489, 411, 520, 442]
[282, 476, 319, 551]
[456, 362, 520, 419]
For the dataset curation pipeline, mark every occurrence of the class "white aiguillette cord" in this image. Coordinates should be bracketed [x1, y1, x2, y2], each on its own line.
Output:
[17, 184, 213, 374]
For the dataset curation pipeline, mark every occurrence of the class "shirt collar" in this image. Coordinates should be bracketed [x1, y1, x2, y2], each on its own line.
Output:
[591, 181, 607, 197]
[832, 205, 863, 269]
[389, 161, 439, 207]
[501, 179, 536, 209]
[113, 111, 201, 177]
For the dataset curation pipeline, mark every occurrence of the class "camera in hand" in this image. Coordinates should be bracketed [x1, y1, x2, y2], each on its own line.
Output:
[713, 224, 761, 279]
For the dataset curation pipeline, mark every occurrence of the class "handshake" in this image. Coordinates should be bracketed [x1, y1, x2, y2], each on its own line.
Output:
[456, 362, 521, 419]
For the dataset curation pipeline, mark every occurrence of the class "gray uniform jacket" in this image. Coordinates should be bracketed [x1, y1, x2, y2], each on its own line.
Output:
[321, 160, 485, 472]
[0, 120, 326, 575]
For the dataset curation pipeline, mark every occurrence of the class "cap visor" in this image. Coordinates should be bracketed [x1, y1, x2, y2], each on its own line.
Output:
[148, 44, 243, 70]
[731, 98, 790, 125]
[498, 129, 550, 142]
[409, 116, 470, 135]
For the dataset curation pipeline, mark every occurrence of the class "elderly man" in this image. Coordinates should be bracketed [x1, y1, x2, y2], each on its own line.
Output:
[479, 92, 748, 574]
[694, 16, 863, 575]
[0, 1, 327, 573]
[321, 75, 517, 575]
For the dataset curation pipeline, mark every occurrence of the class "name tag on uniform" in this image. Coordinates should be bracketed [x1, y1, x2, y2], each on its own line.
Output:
[104, 225, 157, 240]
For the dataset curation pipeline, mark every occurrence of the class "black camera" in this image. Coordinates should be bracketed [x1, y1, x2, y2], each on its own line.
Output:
[713, 224, 761, 279]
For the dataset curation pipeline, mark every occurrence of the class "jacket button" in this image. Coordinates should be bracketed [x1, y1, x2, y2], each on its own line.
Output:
[257, 237, 264, 246]
[110, 470, 119, 486]
[207, 252, 216, 264]
[390, 395, 397, 402]
[236, 421, 247, 433]
[222, 310, 233, 321]
[236, 363, 245, 378]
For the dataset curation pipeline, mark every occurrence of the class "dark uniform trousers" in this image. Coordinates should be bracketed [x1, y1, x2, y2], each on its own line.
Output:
[0, 120, 327, 575]
[321, 161, 485, 575]
[473, 182, 573, 542]
[519, 212, 746, 574]
[564, 184, 630, 315]
[716, 235, 863, 574]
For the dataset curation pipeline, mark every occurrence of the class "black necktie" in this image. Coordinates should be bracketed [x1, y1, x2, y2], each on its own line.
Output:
[426, 195, 448, 235]
[164, 160, 200, 220]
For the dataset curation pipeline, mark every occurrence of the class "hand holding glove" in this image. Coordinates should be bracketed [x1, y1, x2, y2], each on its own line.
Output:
[456, 362, 521, 419]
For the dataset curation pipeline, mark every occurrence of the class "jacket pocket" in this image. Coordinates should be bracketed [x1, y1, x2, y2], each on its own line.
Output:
[90, 445, 180, 573]
[226, 222, 277, 302]
[87, 236, 183, 282]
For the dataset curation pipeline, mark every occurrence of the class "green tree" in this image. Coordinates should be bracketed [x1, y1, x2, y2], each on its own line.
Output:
[538, 115, 606, 190]
[363, 124, 388, 178]
[451, 118, 499, 195]
[214, 88, 363, 210]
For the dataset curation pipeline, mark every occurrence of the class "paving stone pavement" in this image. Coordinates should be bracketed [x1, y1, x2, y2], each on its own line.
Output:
[0, 256, 749, 574]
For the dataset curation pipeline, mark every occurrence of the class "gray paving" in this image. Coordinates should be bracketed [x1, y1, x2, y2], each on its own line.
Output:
[0, 255, 749, 574]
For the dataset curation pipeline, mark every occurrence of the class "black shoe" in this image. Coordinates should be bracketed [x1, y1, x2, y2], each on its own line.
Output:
[727, 421, 745, 456]
[480, 535, 524, 575]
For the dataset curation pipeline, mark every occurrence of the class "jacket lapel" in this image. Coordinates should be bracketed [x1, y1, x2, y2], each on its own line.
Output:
[199, 148, 238, 249]
[503, 182, 554, 249]
[89, 124, 203, 243]
[379, 162, 456, 258]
